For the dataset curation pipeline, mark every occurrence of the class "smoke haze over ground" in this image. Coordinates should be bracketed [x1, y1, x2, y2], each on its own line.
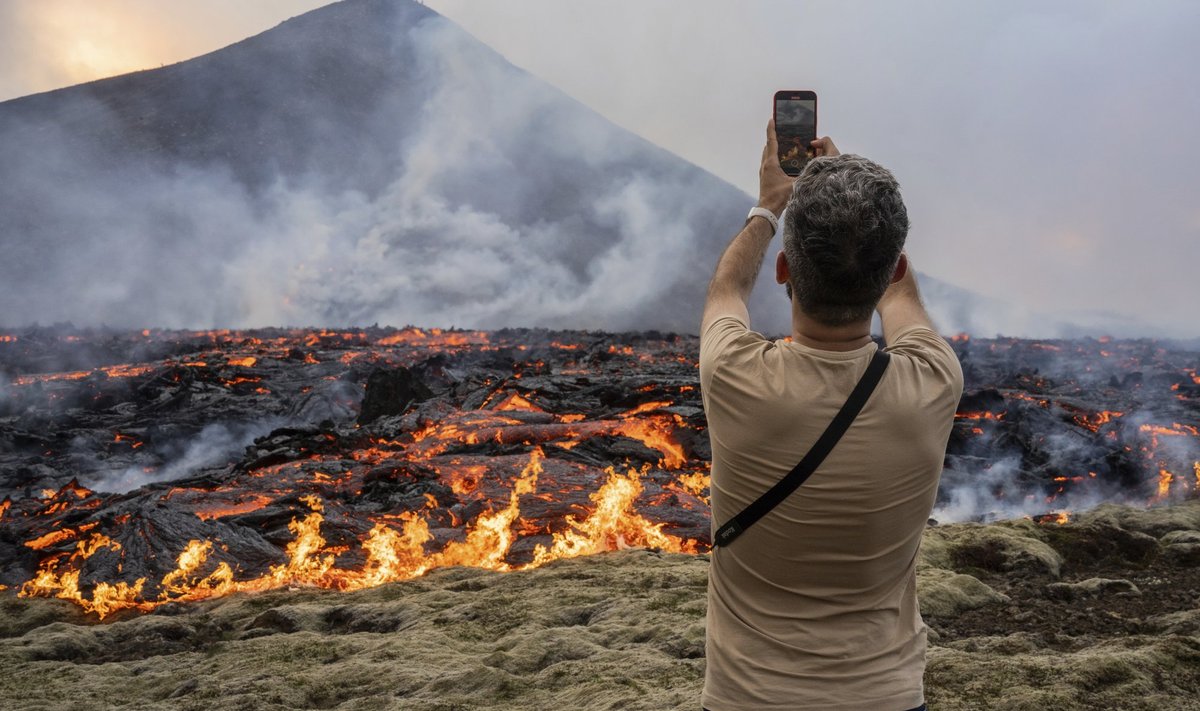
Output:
[0, 1, 777, 334]
[430, 0, 1200, 338]
[93, 420, 280, 494]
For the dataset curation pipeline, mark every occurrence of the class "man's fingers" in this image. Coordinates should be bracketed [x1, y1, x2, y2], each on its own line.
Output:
[757, 117, 797, 214]
[811, 136, 840, 157]
[762, 118, 778, 163]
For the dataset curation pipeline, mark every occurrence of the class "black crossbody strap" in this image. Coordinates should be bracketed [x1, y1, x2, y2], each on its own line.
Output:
[712, 349, 891, 548]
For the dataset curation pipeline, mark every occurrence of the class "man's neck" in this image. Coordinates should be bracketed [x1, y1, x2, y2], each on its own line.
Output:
[790, 308, 873, 352]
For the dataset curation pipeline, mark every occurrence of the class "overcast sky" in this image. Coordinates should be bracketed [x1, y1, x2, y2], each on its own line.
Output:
[1, 0, 1197, 334]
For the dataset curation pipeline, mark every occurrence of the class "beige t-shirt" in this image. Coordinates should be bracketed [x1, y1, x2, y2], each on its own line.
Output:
[699, 315, 963, 711]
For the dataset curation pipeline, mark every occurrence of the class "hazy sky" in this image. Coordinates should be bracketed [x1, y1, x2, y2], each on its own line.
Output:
[1, 0, 1197, 333]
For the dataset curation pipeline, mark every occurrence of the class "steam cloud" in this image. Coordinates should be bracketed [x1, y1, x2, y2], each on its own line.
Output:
[1, 2, 1159, 339]
[933, 448, 1120, 524]
[0, 8, 776, 335]
[922, 333, 1197, 522]
[89, 420, 279, 494]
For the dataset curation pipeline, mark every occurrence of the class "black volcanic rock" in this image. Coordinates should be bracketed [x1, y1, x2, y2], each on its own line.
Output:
[358, 366, 434, 424]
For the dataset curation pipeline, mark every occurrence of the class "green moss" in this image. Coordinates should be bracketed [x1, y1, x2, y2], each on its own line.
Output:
[4, 507, 1200, 711]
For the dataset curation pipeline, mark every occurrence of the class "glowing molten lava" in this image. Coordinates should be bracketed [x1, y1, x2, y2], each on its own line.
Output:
[17, 450, 698, 618]
[4, 325, 1198, 621]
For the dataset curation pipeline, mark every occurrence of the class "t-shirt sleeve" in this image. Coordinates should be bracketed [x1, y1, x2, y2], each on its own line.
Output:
[884, 325, 965, 408]
[699, 314, 768, 393]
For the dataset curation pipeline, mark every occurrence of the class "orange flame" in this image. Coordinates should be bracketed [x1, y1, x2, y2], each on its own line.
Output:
[18, 447, 702, 619]
[675, 472, 710, 499]
[267, 494, 336, 585]
[1074, 410, 1123, 432]
[376, 328, 489, 347]
[13, 363, 154, 386]
[113, 432, 144, 448]
[493, 392, 541, 412]
[958, 411, 1001, 421]
[444, 464, 488, 495]
[159, 540, 235, 599]
[191, 494, 274, 521]
[611, 415, 687, 469]
[529, 465, 699, 566]
[622, 401, 673, 417]
[20, 533, 149, 618]
[1137, 424, 1200, 501]
[1140, 423, 1200, 439]
[24, 529, 79, 550]
[102, 364, 155, 379]
[427, 449, 543, 572]
[1155, 469, 1173, 501]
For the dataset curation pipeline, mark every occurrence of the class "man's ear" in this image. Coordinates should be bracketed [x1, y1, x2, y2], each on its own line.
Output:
[891, 252, 908, 284]
[775, 251, 789, 285]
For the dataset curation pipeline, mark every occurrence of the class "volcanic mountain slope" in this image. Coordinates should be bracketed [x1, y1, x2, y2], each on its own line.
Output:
[0, 0, 775, 333]
[0, 0, 1039, 337]
[1, 501, 1197, 710]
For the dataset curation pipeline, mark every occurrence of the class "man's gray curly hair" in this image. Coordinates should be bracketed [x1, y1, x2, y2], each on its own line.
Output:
[782, 154, 909, 326]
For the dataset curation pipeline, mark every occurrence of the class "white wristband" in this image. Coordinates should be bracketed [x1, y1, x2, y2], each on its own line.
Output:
[746, 206, 779, 234]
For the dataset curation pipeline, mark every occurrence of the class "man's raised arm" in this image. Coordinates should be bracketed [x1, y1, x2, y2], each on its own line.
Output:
[702, 121, 793, 333]
[876, 253, 937, 345]
[702, 121, 839, 334]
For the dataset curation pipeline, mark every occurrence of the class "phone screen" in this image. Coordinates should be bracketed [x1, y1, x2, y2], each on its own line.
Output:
[775, 94, 817, 176]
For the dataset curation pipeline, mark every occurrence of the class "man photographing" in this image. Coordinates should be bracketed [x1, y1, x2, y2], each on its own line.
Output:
[699, 121, 963, 709]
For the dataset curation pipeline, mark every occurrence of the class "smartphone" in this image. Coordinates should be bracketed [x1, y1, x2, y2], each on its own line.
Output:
[773, 90, 818, 177]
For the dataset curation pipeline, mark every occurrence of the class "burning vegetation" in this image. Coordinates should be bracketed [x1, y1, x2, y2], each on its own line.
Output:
[0, 326, 1197, 619]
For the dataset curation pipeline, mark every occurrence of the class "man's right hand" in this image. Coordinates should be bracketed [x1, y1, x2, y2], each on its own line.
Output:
[810, 136, 840, 157]
[877, 252, 918, 308]
[759, 129, 843, 216]
[876, 253, 936, 343]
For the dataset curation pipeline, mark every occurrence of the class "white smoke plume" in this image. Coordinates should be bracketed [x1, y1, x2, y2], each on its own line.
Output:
[92, 421, 279, 494]
[0, 9, 772, 335]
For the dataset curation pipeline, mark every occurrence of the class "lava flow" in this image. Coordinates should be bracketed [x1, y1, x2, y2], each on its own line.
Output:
[1, 326, 1197, 618]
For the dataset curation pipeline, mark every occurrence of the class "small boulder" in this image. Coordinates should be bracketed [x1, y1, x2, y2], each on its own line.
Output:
[247, 607, 303, 634]
[918, 568, 1010, 617]
[1161, 530, 1200, 566]
[1045, 577, 1141, 602]
[940, 524, 1064, 578]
